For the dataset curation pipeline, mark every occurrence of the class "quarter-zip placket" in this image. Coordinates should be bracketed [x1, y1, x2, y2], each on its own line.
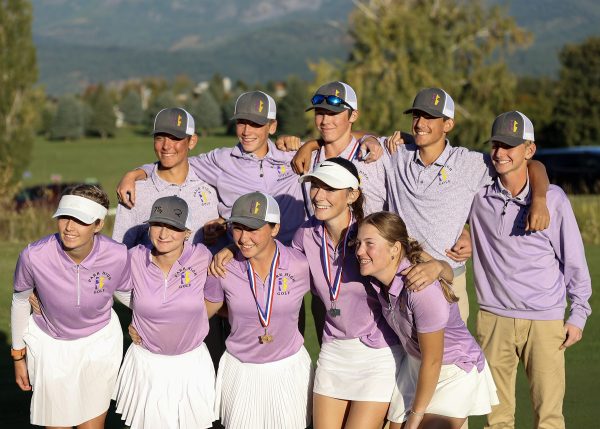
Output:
[259, 159, 264, 178]
[498, 198, 511, 235]
[163, 274, 168, 303]
[76, 265, 81, 307]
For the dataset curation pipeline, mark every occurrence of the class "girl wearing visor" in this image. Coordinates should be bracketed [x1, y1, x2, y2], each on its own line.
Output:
[10, 184, 132, 429]
[293, 158, 454, 429]
[356, 212, 498, 429]
[203, 191, 313, 429]
[113, 196, 216, 429]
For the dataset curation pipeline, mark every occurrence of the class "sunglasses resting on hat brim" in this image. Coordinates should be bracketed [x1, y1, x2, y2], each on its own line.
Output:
[311, 94, 353, 110]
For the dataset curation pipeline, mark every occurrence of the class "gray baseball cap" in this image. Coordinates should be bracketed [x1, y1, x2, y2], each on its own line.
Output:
[145, 196, 189, 231]
[404, 88, 455, 119]
[306, 81, 358, 113]
[489, 111, 535, 147]
[153, 107, 195, 139]
[231, 91, 277, 126]
[228, 192, 280, 229]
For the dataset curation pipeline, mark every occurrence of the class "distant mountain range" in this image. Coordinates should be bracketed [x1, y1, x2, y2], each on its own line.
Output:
[31, 0, 600, 94]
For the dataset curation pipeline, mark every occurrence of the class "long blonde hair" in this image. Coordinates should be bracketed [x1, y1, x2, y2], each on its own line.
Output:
[360, 211, 458, 303]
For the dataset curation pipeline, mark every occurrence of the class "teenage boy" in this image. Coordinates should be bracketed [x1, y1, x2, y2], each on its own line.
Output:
[469, 111, 592, 429]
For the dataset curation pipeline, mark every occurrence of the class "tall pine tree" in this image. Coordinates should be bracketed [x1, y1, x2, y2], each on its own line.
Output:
[0, 0, 38, 188]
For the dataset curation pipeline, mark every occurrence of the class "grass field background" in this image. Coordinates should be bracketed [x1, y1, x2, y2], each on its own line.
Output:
[1, 130, 598, 427]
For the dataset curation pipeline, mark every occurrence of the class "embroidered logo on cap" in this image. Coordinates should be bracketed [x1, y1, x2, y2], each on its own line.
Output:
[177, 115, 182, 126]
[335, 89, 340, 97]
[254, 201, 261, 214]
[513, 120, 518, 133]
[258, 100, 264, 113]
[434, 94, 441, 106]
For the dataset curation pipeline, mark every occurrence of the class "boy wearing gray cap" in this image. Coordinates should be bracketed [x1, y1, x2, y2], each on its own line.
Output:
[469, 111, 591, 429]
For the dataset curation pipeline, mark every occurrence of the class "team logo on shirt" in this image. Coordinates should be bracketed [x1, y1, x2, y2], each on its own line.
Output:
[276, 273, 295, 295]
[89, 271, 112, 294]
[438, 166, 452, 185]
[193, 185, 214, 207]
[175, 266, 197, 288]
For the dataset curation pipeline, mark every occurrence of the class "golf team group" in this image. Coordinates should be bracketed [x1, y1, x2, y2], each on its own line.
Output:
[10, 82, 592, 429]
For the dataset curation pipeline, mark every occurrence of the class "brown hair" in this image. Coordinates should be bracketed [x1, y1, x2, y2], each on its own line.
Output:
[350, 191, 365, 223]
[361, 211, 458, 303]
[63, 184, 110, 210]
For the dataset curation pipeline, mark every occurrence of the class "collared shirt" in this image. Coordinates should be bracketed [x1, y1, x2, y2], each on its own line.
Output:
[113, 162, 219, 247]
[370, 258, 485, 372]
[305, 137, 389, 216]
[469, 181, 592, 329]
[13, 234, 132, 340]
[142, 140, 306, 245]
[292, 217, 398, 348]
[130, 242, 211, 355]
[204, 241, 310, 364]
[382, 140, 493, 269]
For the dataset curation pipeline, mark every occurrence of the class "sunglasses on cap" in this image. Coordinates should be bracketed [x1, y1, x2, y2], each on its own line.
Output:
[311, 94, 353, 110]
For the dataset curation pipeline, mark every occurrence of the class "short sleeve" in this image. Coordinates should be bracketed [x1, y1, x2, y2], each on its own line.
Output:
[291, 227, 306, 254]
[409, 282, 449, 333]
[465, 151, 494, 193]
[14, 247, 35, 293]
[204, 275, 225, 302]
[116, 250, 134, 292]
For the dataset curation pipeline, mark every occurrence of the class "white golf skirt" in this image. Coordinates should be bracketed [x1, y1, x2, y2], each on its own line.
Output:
[113, 342, 216, 429]
[215, 346, 314, 429]
[388, 355, 499, 422]
[314, 338, 404, 402]
[23, 309, 123, 427]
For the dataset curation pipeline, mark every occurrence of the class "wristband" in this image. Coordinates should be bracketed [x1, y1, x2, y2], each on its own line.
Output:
[11, 348, 26, 361]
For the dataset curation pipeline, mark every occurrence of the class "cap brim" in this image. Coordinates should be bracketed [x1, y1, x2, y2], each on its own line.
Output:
[230, 113, 269, 126]
[403, 107, 445, 118]
[53, 208, 97, 225]
[490, 135, 526, 147]
[227, 216, 268, 230]
[305, 102, 348, 113]
[152, 127, 189, 139]
[144, 216, 187, 231]
[299, 171, 358, 190]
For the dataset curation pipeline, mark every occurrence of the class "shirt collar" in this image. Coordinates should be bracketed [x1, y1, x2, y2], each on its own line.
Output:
[232, 239, 290, 271]
[493, 176, 531, 205]
[230, 139, 285, 162]
[144, 241, 194, 269]
[388, 258, 412, 297]
[55, 232, 101, 270]
[414, 139, 453, 167]
[149, 161, 200, 191]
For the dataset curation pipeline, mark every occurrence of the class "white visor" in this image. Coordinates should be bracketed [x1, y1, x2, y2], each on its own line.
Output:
[53, 195, 108, 224]
[299, 160, 359, 190]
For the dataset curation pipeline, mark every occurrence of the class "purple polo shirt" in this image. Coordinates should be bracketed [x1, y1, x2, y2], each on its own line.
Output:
[306, 137, 389, 215]
[469, 181, 592, 329]
[383, 141, 493, 271]
[141, 140, 306, 244]
[204, 241, 309, 364]
[130, 243, 211, 355]
[370, 259, 485, 372]
[292, 217, 398, 348]
[13, 234, 132, 340]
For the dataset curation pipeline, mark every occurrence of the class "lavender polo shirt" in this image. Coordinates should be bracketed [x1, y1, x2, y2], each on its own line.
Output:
[13, 234, 132, 340]
[141, 140, 306, 244]
[113, 162, 219, 248]
[383, 141, 493, 271]
[306, 137, 389, 216]
[469, 181, 592, 329]
[204, 241, 310, 364]
[370, 259, 485, 372]
[130, 243, 211, 355]
[292, 217, 398, 348]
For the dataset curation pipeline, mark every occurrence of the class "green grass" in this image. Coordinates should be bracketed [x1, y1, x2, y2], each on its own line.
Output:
[2, 129, 599, 427]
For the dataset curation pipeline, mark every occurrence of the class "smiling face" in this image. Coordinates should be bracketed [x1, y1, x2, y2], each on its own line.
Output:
[57, 216, 103, 255]
[355, 223, 402, 280]
[490, 140, 535, 177]
[153, 133, 197, 169]
[149, 222, 189, 257]
[308, 178, 358, 223]
[314, 108, 358, 145]
[411, 111, 453, 149]
[236, 119, 277, 158]
[231, 222, 279, 261]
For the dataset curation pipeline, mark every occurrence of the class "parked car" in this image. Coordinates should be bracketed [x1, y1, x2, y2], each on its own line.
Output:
[534, 146, 600, 194]
[14, 182, 103, 211]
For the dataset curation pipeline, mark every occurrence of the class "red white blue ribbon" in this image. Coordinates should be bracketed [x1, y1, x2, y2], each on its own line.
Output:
[320, 213, 353, 302]
[247, 246, 280, 328]
[315, 138, 361, 164]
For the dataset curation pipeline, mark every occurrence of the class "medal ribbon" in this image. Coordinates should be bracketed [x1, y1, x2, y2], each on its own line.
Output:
[247, 246, 280, 328]
[314, 139, 361, 164]
[320, 212, 353, 302]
